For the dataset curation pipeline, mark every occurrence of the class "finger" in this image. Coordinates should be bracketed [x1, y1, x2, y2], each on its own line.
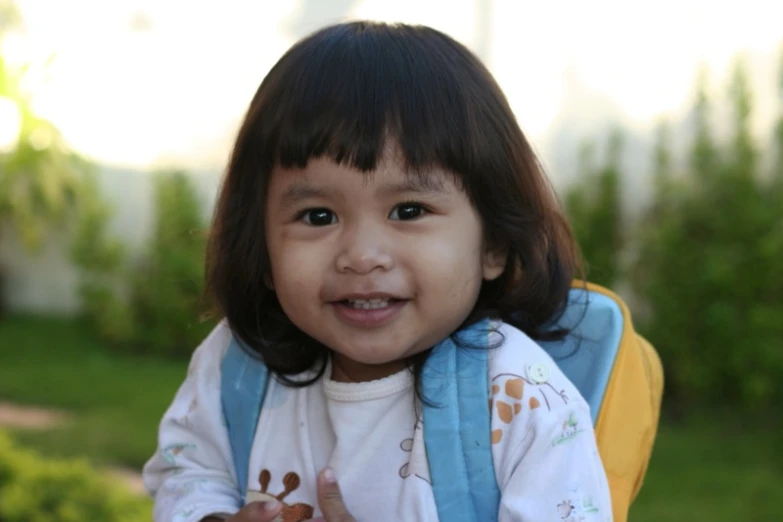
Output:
[316, 468, 356, 522]
[240, 500, 284, 522]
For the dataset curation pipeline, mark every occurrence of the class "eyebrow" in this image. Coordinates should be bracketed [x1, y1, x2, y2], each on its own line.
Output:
[278, 184, 336, 206]
[377, 175, 449, 196]
[278, 174, 449, 206]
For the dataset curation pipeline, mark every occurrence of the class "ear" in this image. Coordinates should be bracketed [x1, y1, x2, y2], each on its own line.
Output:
[482, 243, 507, 281]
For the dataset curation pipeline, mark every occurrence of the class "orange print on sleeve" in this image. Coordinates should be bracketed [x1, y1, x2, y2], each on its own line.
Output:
[489, 371, 569, 444]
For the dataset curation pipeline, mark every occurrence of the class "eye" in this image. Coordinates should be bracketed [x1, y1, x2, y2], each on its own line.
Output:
[299, 208, 337, 226]
[389, 202, 427, 221]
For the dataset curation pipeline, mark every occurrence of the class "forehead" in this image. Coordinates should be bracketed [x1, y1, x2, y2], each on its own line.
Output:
[269, 153, 458, 202]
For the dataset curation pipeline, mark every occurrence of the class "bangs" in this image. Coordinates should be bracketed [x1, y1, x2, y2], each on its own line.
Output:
[252, 22, 502, 175]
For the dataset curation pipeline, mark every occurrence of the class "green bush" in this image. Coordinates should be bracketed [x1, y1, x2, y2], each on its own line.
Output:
[73, 168, 215, 358]
[69, 174, 135, 343]
[0, 7, 91, 317]
[72, 169, 215, 358]
[562, 53, 783, 412]
[130, 169, 215, 357]
[0, 431, 150, 522]
[631, 59, 783, 410]
[564, 129, 624, 288]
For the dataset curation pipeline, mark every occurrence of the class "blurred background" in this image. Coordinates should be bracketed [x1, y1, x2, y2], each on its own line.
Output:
[0, 0, 781, 520]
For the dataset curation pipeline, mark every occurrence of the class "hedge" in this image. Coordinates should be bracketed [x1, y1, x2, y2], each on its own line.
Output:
[0, 431, 150, 522]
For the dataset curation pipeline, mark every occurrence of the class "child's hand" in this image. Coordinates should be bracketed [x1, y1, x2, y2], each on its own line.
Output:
[200, 500, 284, 522]
[307, 468, 356, 522]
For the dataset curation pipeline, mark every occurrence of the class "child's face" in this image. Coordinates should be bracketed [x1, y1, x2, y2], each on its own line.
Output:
[265, 147, 506, 382]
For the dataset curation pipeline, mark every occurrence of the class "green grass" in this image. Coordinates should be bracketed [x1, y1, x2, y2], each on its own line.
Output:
[630, 413, 782, 520]
[0, 315, 187, 468]
[1, 316, 781, 519]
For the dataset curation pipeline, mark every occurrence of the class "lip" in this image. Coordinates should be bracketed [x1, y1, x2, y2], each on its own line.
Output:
[332, 292, 405, 301]
[330, 297, 408, 329]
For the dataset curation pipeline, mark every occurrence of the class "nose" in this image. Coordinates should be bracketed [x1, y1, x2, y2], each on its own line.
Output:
[335, 221, 394, 274]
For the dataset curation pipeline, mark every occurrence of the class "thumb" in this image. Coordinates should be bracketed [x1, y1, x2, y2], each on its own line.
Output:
[316, 468, 356, 522]
[237, 500, 283, 522]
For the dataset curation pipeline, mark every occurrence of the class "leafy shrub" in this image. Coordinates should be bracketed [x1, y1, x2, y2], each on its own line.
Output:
[630, 59, 783, 410]
[562, 54, 783, 412]
[0, 9, 90, 318]
[130, 169, 215, 357]
[0, 431, 150, 522]
[73, 169, 215, 358]
[564, 129, 624, 288]
[69, 173, 134, 343]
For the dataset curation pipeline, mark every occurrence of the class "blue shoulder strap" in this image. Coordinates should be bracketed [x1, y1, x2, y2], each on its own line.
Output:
[539, 287, 624, 424]
[420, 287, 625, 521]
[220, 336, 269, 503]
[421, 318, 499, 522]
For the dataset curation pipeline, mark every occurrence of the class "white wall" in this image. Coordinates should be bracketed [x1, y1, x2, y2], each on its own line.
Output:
[0, 165, 221, 314]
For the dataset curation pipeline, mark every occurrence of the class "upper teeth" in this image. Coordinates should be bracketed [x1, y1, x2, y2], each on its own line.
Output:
[349, 298, 389, 309]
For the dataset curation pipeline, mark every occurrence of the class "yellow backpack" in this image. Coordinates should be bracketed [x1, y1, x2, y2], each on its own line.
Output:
[559, 282, 664, 521]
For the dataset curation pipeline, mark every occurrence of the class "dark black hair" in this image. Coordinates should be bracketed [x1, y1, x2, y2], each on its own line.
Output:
[206, 21, 582, 387]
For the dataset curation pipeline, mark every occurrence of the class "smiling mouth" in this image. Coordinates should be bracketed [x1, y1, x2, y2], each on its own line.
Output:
[330, 296, 408, 328]
[342, 298, 402, 310]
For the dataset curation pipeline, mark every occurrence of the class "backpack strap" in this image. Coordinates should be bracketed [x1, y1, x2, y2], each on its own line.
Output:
[220, 335, 269, 503]
[421, 318, 499, 522]
[419, 286, 626, 521]
[539, 285, 624, 424]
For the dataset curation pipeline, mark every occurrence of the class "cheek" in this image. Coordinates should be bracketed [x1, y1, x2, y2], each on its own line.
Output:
[267, 237, 324, 305]
[413, 229, 484, 295]
[272, 267, 316, 326]
[268, 229, 301, 274]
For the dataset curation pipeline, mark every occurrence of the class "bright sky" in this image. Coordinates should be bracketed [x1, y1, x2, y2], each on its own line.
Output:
[3, 0, 782, 169]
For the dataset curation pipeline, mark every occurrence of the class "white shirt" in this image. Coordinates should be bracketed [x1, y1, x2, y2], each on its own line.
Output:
[143, 321, 612, 522]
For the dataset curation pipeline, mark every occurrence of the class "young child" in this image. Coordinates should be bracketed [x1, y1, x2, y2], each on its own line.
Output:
[143, 21, 613, 522]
